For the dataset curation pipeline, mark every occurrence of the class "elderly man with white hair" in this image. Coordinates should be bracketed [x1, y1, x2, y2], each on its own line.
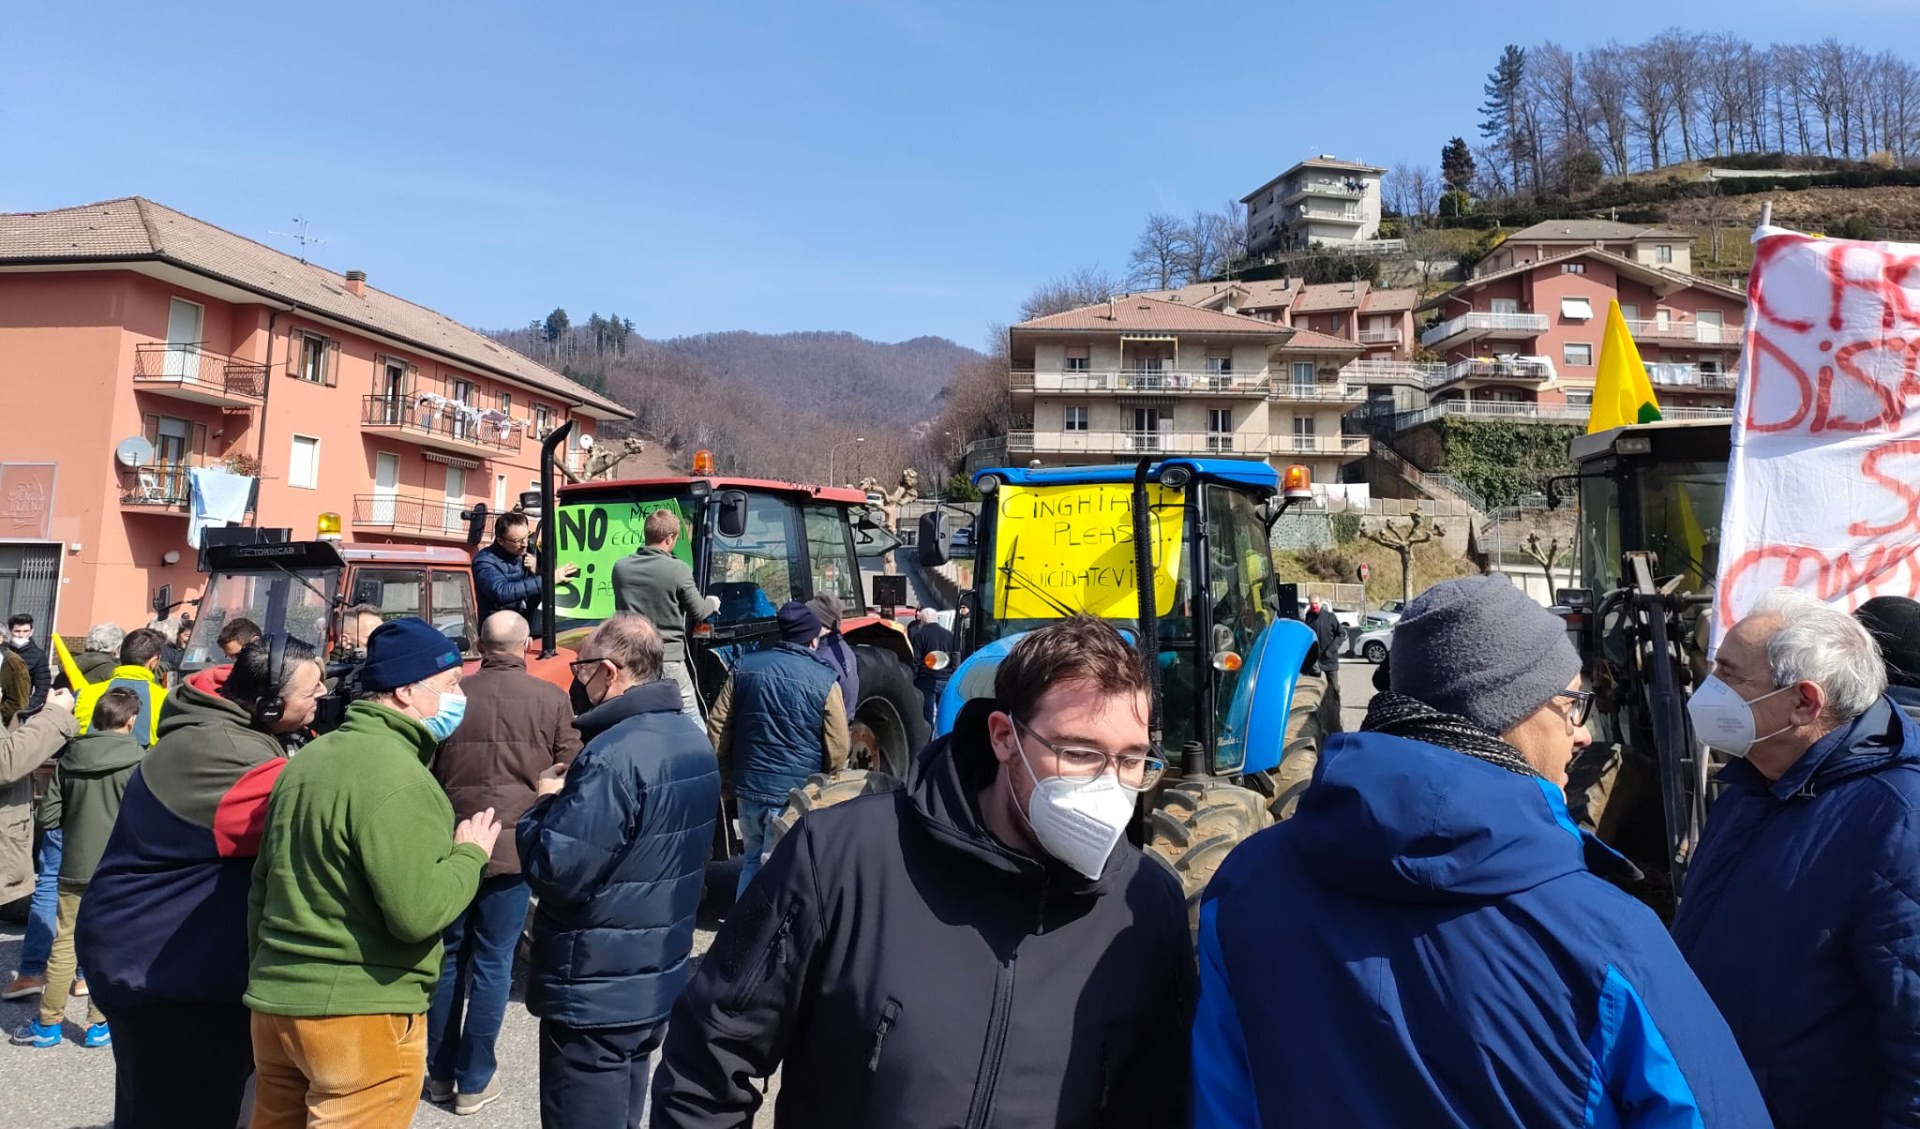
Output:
[1673, 586, 1920, 1129]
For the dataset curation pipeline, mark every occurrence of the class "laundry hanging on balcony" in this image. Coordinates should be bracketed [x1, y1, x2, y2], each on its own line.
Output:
[187, 466, 255, 549]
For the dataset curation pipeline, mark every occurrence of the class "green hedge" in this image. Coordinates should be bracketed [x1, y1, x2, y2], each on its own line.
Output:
[1435, 420, 1583, 508]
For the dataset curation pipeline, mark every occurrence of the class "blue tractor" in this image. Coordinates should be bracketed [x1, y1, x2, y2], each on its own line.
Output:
[918, 457, 1319, 911]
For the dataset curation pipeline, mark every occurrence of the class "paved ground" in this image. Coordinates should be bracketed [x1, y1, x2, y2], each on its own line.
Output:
[0, 659, 1378, 1129]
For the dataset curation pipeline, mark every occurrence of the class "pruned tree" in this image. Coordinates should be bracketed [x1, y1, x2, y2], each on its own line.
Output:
[1521, 532, 1568, 595]
[1362, 512, 1445, 606]
[1019, 267, 1123, 322]
[1127, 213, 1189, 290]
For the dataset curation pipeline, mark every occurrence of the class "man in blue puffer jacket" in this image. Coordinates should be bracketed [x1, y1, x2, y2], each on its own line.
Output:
[517, 612, 719, 1129]
[472, 512, 577, 626]
[1194, 574, 1770, 1129]
[1675, 588, 1920, 1129]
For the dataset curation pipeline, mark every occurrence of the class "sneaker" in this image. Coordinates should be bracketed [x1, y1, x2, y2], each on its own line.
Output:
[455, 1077, 502, 1116]
[425, 1078, 455, 1105]
[9, 1019, 61, 1048]
[1, 973, 45, 1000]
[82, 1023, 110, 1048]
[70, 977, 88, 998]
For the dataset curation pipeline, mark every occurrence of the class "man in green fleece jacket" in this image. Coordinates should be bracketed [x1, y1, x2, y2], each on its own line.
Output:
[245, 618, 500, 1129]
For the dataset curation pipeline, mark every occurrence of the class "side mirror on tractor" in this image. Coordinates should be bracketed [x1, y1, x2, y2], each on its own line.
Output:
[715, 491, 750, 539]
[918, 510, 950, 567]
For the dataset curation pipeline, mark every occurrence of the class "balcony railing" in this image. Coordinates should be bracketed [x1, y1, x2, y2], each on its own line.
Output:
[351, 493, 472, 538]
[1009, 431, 1367, 458]
[1009, 369, 1268, 395]
[1270, 380, 1365, 403]
[1647, 363, 1738, 391]
[1624, 318, 1737, 345]
[1356, 328, 1404, 346]
[1439, 357, 1557, 385]
[119, 463, 259, 513]
[1390, 399, 1735, 430]
[132, 343, 267, 403]
[1347, 359, 1448, 387]
[361, 396, 516, 453]
[1293, 208, 1366, 224]
[1281, 181, 1367, 206]
[1420, 311, 1551, 347]
[1272, 435, 1371, 457]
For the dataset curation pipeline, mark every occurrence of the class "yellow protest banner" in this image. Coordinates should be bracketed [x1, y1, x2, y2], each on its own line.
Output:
[992, 482, 1184, 620]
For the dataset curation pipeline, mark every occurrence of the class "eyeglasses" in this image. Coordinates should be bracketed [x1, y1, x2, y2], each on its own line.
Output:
[568, 657, 609, 681]
[1013, 718, 1167, 791]
[1555, 688, 1594, 728]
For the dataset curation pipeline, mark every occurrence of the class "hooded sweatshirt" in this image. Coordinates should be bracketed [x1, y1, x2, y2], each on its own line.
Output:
[1194, 708, 1772, 1129]
[245, 700, 487, 1017]
[38, 729, 144, 888]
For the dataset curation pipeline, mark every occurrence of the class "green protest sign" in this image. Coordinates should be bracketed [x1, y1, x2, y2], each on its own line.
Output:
[551, 499, 692, 621]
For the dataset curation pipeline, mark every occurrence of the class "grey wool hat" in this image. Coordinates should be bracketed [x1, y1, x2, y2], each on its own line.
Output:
[1389, 573, 1582, 735]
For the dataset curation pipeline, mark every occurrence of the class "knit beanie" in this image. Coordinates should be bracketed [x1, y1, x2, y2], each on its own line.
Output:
[777, 601, 823, 644]
[359, 617, 463, 692]
[1389, 574, 1582, 735]
[1857, 596, 1920, 690]
[808, 593, 845, 631]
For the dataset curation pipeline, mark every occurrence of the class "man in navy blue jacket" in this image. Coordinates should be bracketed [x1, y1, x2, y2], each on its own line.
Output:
[1675, 587, 1920, 1129]
[517, 613, 719, 1129]
[1195, 575, 1769, 1128]
[472, 512, 576, 625]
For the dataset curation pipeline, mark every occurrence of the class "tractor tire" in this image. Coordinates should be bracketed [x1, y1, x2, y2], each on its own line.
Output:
[765, 768, 905, 856]
[852, 645, 930, 778]
[1146, 778, 1273, 928]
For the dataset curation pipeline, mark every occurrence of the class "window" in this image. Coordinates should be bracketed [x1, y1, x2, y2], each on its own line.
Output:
[1292, 415, 1316, 453]
[1491, 298, 1520, 315]
[430, 571, 478, 655]
[1064, 405, 1088, 432]
[494, 473, 509, 511]
[533, 405, 553, 438]
[450, 379, 475, 439]
[707, 494, 801, 622]
[297, 333, 334, 384]
[1064, 345, 1090, 373]
[1205, 352, 1232, 375]
[1619, 303, 1640, 322]
[1207, 408, 1233, 452]
[1561, 262, 1587, 275]
[1563, 343, 1594, 367]
[1292, 361, 1316, 390]
[351, 568, 426, 620]
[374, 358, 409, 426]
[443, 466, 466, 533]
[804, 504, 859, 603]
[1560, 297, 1594, 320]
[1566, 390, 1594, 407]
[499, 391, 511, 414]
[289, 435, 320, 489]
[1656, 244, 1674, 263]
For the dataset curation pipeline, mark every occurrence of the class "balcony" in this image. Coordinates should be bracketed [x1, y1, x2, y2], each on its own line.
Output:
[1292, 208, 1366, 226]
[1272, 435, 1371, 458]
[350, 493, 474, 541]
[1356, 328, 1404, 346]
[1390, 399, 1735, 431]
[132, 344, 267, 408]
[1420, 311, 1551, 349]
[361, 396, 517, 458]
[1647, 363, 1738, 393]
[1270, 380, 1365, 404]
[1347, 359, 1448, 387]
[1437, 357, 1557, 388]
[119, 464, 258, 515]
[1009, 369, 1269, 396]
[1008, 431, 1367, 459]
[1624, 318, 1737, 346]
[1281, 180, 1367, 206]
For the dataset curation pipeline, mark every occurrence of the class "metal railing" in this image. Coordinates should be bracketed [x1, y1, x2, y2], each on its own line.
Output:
[360, 396, 516, 452]
[1438, 357, 1556, 385]
[1010, 430, 1278, 456]
[1347, 359, 1448, 386]
[1623, 319, 1736, 345]
[351, 493, 470, 537]
[132, 343, 267, 399]
[1283, 181, 1367, 204]
[1647, 363, 1738, 391]
[1391, 398, 1735, 431]
[119, 464, 259, 511]
[1273, 435, 1371, 457]
[1009, 369, 1269, 395]
[1420, 311, 1551, 346]
[1356, 328, 1404, 345]
[1269, 380, 1365, 403]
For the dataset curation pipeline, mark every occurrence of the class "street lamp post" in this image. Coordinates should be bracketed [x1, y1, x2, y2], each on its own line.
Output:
[830, 436, 864, 485]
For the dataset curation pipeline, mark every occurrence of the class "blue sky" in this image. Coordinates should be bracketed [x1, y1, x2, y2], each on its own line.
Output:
[7, 1, 1916, 349]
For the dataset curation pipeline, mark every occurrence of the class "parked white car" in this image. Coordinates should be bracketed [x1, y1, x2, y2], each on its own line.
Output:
[1347, 621, 1393, 664]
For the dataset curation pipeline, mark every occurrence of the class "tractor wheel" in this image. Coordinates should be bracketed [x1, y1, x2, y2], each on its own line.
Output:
[1146, 778, 1273, 927]
[765, 769, 905, 856]
[852, 645, 929, 777]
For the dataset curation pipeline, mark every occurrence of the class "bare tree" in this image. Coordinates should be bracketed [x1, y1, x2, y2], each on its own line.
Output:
[1530, 42, 1590, 172]
[1627, 42, 1677, 168]
[1127, 213, 1190, 290]
[1407, 165, 1439, 219]
[1521, 532, 1568, 595]
[1019, 267, 1123, 322]
[1582, 44, 1636, 175]
[1652, 29, 1707, 164]
[1384, 162, 1418, 218]
[1361, 513, 1445, 606]
[1177, 209, 1242, 282]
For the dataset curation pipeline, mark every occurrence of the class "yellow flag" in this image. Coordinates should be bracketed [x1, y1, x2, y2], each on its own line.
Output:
[1587, 298, 1663, 434]
[50, 633, 88, 692]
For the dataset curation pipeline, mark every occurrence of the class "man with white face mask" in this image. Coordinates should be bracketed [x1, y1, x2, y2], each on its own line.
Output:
[1674, 586, 1920, 1129]
[652, 613, 1193, 1129]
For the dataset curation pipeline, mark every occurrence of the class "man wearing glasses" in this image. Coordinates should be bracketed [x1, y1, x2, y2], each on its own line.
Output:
[472, 511, 579, 626]
[1193, 574, 1768, 1128]
[651, 613, 1193, 1128]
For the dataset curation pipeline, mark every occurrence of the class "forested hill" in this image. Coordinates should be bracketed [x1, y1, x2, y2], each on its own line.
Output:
[656, 331, 982, 423]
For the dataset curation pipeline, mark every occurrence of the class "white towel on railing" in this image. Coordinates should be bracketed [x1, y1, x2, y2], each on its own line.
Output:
[188, 467, 255, 548]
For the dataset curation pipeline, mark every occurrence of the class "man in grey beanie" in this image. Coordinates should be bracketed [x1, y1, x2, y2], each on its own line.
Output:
[1191, 573, 1768, 1127]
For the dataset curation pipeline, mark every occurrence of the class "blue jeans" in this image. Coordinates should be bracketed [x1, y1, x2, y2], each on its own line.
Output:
[735, 796, 781, 899]
[18, 828, 63, 978]
[427, 873, 531, 1093]
[916, 677, 949, 733]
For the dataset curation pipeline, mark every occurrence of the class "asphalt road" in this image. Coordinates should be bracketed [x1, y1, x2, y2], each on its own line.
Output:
[0, 659, 1379, 1129]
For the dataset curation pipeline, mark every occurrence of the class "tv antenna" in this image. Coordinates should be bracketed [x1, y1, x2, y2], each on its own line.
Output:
[270, 215, 328, 262]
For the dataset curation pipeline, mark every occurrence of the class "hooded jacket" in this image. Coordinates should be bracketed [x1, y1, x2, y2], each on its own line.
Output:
[75, 681, 289, 1009]
[651, 698, 1194, 1129]
[74, 663, 166, 745]
[0, 706, 78, 905]
[1194, 723, 1771, 1129]
[1672, 698, 1920, 1129]
[517, 679, 718, 1029]
[38, 729, 144, 888]
[432, 652, 580, 875]
[245, 701, 488, 1017]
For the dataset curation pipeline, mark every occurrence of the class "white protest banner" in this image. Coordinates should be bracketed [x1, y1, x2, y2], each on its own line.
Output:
[1713, 226, 1920, 636]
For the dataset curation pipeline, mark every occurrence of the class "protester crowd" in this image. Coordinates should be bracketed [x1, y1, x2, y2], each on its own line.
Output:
[1, 536, 1918, 1127]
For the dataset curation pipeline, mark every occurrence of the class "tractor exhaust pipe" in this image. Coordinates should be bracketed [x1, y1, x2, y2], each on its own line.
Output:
[538, 420, 573, 659]
[1132, 458, 1163, 754]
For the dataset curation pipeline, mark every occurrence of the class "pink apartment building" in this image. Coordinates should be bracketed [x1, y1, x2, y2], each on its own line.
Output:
[0, 197, 630, 635]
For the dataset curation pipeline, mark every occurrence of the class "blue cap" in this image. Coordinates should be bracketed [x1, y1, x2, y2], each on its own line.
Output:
[777, 601, 822, 644]
[359, 617, 462, 691]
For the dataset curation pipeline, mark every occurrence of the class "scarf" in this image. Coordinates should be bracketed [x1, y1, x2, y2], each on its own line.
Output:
[1360, 691, 1541, 779]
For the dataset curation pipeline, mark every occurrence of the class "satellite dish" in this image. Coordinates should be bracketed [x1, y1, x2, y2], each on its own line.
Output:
[578, 432, 595, 450]
[115, 436, 154, 468]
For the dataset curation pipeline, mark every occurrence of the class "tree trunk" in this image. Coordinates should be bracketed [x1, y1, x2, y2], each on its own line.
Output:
[1398, 547, 1414, 606]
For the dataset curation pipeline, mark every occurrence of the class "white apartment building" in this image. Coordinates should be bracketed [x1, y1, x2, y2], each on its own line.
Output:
[1242, 156, 1385, 257]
